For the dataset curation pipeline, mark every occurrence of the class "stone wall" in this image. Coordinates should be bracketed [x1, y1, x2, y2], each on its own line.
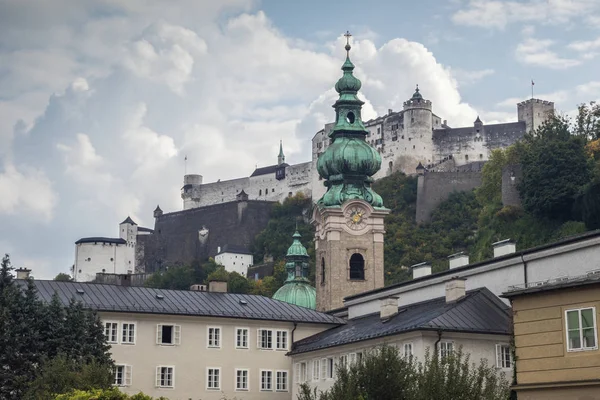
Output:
[502, 164, 523, 207]
[141, 200, 274, 272]
[416, 171, 482, 223]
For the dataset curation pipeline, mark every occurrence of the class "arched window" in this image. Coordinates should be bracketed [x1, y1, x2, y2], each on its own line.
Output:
[389, 161, 393, 169]
[321, 257, 326, 284]
[259, 189, 262, 196]
[349, 253, 365, 280]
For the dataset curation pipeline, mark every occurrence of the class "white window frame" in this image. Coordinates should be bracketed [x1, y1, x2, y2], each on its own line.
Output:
[338, 354, 348, 370]
[206, 367, 221, 390]
[257, 328, 273, 350]
[320, 358, 327, 380]
[439, 341, 454, 359]
[104, 321, 119, 344]
[276, 370, 289, 392]
[113, 364, 132, 386]
[403, 342, 413, 358]
[156, 324, 181, 346]
[207, 326, 221, 349]
[495, 343, 512, 369]
[326, 357, 335, 380]
[156, 365, 175, 388]
[276, 330, 288, 351]
[235, 368, 249, 391]
[260, 369, 273, 391]
[312, 359, 320, 381]
[236, 327, 249, 349]
[299, 361, 307, 383]
[565, 307, 598, 352]
[121, 322, 136, 345]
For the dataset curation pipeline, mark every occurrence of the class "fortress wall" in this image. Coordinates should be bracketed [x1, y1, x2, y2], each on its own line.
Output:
[144, 200, 275, 271]
[416, 171, 482, 223]
[187, 177, 250, 208]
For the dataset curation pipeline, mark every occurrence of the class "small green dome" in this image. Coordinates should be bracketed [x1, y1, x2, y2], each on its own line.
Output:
[272, 281, 316, 310]
[286, 231, 309, 257]
[317, 136, 382, 179]
[335, 56, 362, 94]
[412, 85, 423, 99]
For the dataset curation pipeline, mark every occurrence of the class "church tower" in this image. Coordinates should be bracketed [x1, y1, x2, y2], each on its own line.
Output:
[313, 33, 390, 312]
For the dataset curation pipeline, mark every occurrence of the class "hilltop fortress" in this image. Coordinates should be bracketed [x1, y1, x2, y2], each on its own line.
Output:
[182, 88, 554, 209]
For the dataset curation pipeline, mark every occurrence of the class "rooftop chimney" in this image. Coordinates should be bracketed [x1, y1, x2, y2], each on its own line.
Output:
[380, 296, 399, 320]
[411, 262, 432, 279]
[15, 267, 31, 280]
[492, 239, 516, 258]
[388, 108, 393, 115]
[190, 284, 207, 292]
[445, 277, 466, 303]
[208, 280, 228, 293]
[217, 246, 221, 254]
[448, 252, 470, 269]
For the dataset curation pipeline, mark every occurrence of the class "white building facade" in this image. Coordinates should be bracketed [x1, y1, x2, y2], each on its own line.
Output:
[215, 245, 254, 276]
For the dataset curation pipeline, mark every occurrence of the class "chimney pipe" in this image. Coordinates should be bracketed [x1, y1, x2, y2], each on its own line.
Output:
[190, 284, 207, 291]
[208, 280, 228, 293]
[217, 246, 221, 254]
[388, 109, 393, 115]
[380, 296, 399, 320]
[445, 277, 466, 303]
[411, 262, 432, 279]
[15, 268, 31, 280]
[448, 252, 469, 269]
[492, 239, 516, 258]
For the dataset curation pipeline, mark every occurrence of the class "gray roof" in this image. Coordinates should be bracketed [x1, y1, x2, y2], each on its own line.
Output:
[217, 244, 252, 256]
[433, 121, 526, 139]
[502, 272, 600, 298]
[250, 163, 288, 177]
[75, 237, 126, 245]
[24, 280, 344, 325]
[290, 288, 510, 355]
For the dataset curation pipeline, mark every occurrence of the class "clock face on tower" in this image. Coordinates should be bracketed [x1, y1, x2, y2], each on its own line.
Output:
[346, 206, 368, 230]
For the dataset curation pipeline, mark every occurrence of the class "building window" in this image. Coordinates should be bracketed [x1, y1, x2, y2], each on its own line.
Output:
[321, 257, 326, 284]
[208, 327, 221, 348]
[349, 253, 365, 280]
[122, 322, 136, 344]
[258, 329, 273, 349]
[495, 344, 512, 369]
[465, 154, 469, 161]
[236, 328, 249, 349]
[413, 145, 415, 149]
[480, 153, 483, 159]
[327, 358, 334, 379]
[156, 324, 181, 345]
[566, 307, 597, 351]
[259, 190, 262, 195]
[404, 342, 413, 358]
[276, 370, 288, 392]
[276, 330, 288, 350]
[261, 370, 273, 391]
[320, 358, 327, 380]
[156, 366, 174, 388]
[439, 341, 454, 359]
[114, 364, 132, 386]
[236, 369, 249, 391]
[207, 368, 220, 390]
[312, 359, 320, 381]
[272, 188, 275, 193]
[338, 354, 348, 369]
[104, 322, 118, 343]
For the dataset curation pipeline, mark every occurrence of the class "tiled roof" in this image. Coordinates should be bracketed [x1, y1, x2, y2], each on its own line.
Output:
[120, 216, 137, 225]
[75, 237, 127, 245]
[217, 244, 252, 255]
[289, 288, 510, 355]
[23, 280, 344, 325]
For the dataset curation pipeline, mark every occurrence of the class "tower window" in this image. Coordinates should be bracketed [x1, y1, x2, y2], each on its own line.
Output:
[346, 112, 356, 124]
[349, 253, 365, 280]
[465, 155, 469, 161]
[321, 257, 326, 284]
[259, 190, 262, 196]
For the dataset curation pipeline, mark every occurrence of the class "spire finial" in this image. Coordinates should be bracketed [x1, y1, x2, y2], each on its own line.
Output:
[344, 31, 352, 55]
[416, 84, 419, 92]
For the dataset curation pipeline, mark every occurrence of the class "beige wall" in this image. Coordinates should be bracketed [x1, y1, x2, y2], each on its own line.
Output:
[516, 386, 600, 400]
[512, 284, 600, 388]
[290, 330, 511, 399]
[101, 311, 332, 400]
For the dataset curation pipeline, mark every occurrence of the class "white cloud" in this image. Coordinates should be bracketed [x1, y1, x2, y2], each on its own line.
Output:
[569, 37, 600, 52]
[516, 38, 581, 69]
[447, 68, 495, 86]
[452, 0, 600, 29]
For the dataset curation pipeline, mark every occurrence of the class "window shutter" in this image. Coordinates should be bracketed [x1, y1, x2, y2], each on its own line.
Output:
[125, 365, 132, 386]
[174, 325, 181, 345]
[257, 329, 263, 349]
[156, 325, 162, 344]
[495, 344, 501, 368]
[294, 363, 300, 384]
[155, 366, 161, 387]
[320, 358, 327, 380]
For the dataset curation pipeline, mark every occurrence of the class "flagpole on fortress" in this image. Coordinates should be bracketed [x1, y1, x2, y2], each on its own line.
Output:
[184, 155, 187, 175]
[531, 79, 534, 99]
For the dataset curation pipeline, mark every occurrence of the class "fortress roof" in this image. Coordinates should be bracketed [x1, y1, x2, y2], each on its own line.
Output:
[433, 121, 525, 139]
[216, 244, 252, 255]
[120, 216, 137, 225]
[75, 237, 127, 245]
[250, 163, 289, 177]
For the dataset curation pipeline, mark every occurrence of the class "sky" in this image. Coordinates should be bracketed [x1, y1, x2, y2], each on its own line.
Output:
[1, 0, 599, 279]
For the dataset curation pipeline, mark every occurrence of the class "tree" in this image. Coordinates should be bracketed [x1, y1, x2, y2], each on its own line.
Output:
[54, 273, 73, 281]
[576, 101, 600, 140]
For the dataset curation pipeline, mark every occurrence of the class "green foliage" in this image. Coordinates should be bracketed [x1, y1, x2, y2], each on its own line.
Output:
[0, 255, 113, 399]
[298, 345, 510, 400]
[54, 273, 73, 281]
[207, 266, 229, 282]
[144, 259, 219, 290]
[576, 101, 600, 139]
[55, 387, 169, 400]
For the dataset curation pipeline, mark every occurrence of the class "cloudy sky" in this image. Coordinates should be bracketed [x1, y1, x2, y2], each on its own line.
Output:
[1, 0, 599, 278]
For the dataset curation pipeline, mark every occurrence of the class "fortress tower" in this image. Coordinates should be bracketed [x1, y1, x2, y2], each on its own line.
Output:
[517, 98, 555, 134]
[403, 85, 434, 165]
[181, 174, 203, 210]
[313, 33, 390, 312]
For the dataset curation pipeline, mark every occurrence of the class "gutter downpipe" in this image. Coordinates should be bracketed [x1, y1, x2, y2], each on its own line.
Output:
[291, 322, 298, 351]
[434, 330, 442, 354]
[521, 254, 528, 287]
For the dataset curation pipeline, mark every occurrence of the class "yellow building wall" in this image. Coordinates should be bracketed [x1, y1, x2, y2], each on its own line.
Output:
[512, 285, 600, 386]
